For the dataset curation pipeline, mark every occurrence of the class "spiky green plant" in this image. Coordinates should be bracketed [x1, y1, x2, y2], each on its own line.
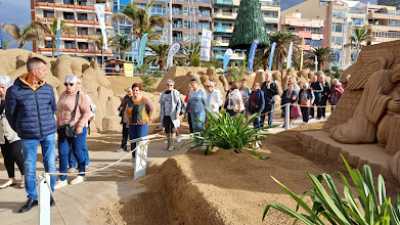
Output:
[193, 111, 265, 154]
[263, 155, 400, 225]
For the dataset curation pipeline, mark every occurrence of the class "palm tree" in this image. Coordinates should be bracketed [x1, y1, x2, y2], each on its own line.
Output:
[32, 20, 73, 57]
[351, 26, 369, 60]
[94, 36, 107, 67]
[184, 42, 200, 66]
[113, 0, 166, 41]
[311, 47, 332, 71]
[267, 31, 299, 70]
[1, 23, 40, 48]
[146, 44, 169, 70]
[110, 33, 132, 60]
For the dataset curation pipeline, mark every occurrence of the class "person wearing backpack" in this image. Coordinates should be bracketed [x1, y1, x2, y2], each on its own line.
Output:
[55, 75, 92, 189]
[248, 82, 265, 129]
[159, 79, 182, 151]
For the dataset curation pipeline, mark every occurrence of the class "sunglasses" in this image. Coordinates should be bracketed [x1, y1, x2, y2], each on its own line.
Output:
[64, 83, 75, 87]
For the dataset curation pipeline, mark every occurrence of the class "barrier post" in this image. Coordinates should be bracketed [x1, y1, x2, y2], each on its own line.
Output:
[134, 140, 149, 180]
[39, 173, 51, 225]
[284, 104, 290, 130]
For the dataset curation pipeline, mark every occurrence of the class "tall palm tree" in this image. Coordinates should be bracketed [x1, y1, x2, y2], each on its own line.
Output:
[94, 36, 108, 67]
[351, 26, 369, 60]
[33, 20, 73, 57]
[146, 44, 169, 70]
[110, 33, 132, 60]
[1, 23, 40, 48]
[311, 47, 332, 71]
[113, 0, 166, 41]
[267, 31, 299, 70]
[184, 42, 200, 66]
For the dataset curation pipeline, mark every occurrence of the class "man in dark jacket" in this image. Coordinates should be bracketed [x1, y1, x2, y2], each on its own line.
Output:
[261, 72, 279, 128]
[117, 87, 132, 152]
[6, 57, 57, 213]
[248, 82, 265, 129]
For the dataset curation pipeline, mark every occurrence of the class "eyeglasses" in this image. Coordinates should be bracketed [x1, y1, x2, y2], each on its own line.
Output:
[167, 84, 174, 87]
[64, 83, 75, 87]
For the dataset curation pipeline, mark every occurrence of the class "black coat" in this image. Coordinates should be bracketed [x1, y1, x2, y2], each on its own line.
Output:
[261, 81, 278, 113]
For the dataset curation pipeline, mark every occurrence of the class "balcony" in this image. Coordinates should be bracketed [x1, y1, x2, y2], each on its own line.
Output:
[214, 26, 234, 33]
[35, 1, 112, 13]
[368, 24, 400, 32]
[214, 0, 235, 6]
[37, 47, 112, 56]
[368, 11, 400, 20]
[213, 12, 237, 19]
[36, 17, 112, 28]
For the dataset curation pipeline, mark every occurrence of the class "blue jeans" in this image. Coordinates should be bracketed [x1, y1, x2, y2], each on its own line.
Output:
[58, 128, 87, 181]
[69, 127, 89, 168]
[253, 116, 262, 129]
[22, 133, 56, 200]
[129, 124, 149, 157]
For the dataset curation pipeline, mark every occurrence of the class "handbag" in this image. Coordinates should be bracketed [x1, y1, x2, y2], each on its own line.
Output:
[290, 105, 301, 119]
[58, 92, 80, 138]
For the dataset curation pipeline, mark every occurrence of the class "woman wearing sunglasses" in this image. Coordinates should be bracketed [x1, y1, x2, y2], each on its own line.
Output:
[55, 75, 92, 189]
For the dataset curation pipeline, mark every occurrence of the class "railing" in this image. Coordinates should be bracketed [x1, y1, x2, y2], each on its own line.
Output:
[36, 17, 112, 27]
[35, 1, 112, 12]
[38, 47, 112, 55]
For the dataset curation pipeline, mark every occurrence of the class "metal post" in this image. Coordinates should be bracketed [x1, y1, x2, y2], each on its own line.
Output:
[284, 103, 290, 130]
[39, 174, 51, 225]
[169, 0, 173, 45]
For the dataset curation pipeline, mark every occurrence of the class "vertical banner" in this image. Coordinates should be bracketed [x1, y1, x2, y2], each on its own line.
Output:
[137, 33, 148, 67]
[131, 37, 140, 62]
[223, 49, 233, 72]
[55, 18, 62, 56]
[286, 42, 293, 69]
[200, 29, 212, 61]
[267, 42, 277, 71]
[314, 55, 318, 72]
[95, 4, 108, 50]
[134, 141, 149, 180]
[166, 42, 181, 69]
[247, 40, 259, 72]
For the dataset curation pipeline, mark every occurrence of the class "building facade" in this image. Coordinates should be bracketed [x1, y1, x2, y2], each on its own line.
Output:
[367, 4, 400, 45]
[280, 12, 324, 51]
[31, 0, 113, 61]
[324, 0, 367, 69]
[212, 0, 280, 61]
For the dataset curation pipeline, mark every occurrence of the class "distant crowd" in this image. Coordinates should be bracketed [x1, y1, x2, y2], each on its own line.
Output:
[117, 69, 345, 153]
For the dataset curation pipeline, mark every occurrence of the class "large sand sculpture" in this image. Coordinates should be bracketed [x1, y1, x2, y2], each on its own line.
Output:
[0, 49, 121, 132]
[323, 41, 400, 182]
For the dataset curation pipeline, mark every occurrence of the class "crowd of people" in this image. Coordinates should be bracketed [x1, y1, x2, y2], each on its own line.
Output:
[118, 69, 345, 153]
[0, 57, 95, 213]
[0, 58, 345, 214]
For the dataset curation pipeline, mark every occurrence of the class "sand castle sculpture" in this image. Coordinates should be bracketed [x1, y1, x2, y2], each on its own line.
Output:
[324, 41, 400, 182]
[0, 49, 121, 132]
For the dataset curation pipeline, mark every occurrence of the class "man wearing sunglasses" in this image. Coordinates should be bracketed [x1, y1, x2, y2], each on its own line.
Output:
[5, 57, 57, 213]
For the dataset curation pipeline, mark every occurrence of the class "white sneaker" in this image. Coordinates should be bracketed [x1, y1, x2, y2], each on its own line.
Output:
[70, 176, 85, 185]
[67, 168, 77, 174]
[0, 178, 15, 189]
[55, 180, 68, 189]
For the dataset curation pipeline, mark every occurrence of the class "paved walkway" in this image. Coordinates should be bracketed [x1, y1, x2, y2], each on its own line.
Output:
[0, 118, 326, 225]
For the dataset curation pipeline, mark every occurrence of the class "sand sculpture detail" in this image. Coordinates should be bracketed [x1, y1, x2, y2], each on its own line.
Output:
[325, 41, 400, 183]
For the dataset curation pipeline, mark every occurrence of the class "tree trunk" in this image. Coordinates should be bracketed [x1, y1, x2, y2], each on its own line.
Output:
[51, 37, 56, 58]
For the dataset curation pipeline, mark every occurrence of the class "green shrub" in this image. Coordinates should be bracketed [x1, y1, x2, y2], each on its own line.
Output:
[140, 75, 155, 92]
[263, 155, 400, 225]
[193, 111, 266, 154]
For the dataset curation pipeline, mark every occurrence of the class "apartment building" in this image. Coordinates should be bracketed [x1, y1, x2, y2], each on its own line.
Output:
[212, 0, 280, 61]
[31, 0, 113, 61]
[112, 0, 132, 35]
[324, 0, 367, 68]
[367, 4, 400, 45]
[280, 12, 324, 51]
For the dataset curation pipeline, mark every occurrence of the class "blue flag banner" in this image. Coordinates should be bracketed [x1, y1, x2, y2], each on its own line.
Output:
[268, 42, 277, 71]
[137, 33, 148, 67]
[247, 40, 259, 72]
[287, 42, 293, 69]
[223, 49, 233, 72]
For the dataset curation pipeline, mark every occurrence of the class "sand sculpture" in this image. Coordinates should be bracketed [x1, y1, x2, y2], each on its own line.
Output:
[0, 49, 121, 132]
[324, 41, 400, 182]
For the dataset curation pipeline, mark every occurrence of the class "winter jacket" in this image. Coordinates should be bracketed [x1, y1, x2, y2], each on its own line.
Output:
[248, 89, 265, 114]
[5, 76, 57, 139]
[261, 81, 279, 113]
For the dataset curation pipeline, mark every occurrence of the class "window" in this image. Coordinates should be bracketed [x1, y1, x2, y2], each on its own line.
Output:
[331, 36, 343, 45]
[45, 40, 52, 48]
[63, 12, 75, 20]
[352, 18, 364, 26]
[263, 10, 278, 18]
[332, 23, 344, 33]
[78, 42, 89, 50]
[77, 13, 88, 21]
[63, 0, 74, 4]
[43, 10, 54, 18]
[77, 27, 88, 35]
[64, 41, 76, 49]
[332, 10, 346, 19]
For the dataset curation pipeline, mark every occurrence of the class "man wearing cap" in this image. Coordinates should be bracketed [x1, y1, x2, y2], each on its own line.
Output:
[5, 57, 57, 213]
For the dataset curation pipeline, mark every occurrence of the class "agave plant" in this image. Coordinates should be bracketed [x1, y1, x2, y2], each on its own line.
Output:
[193, 111, 265, 154]
[263, 155, 400, 225]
